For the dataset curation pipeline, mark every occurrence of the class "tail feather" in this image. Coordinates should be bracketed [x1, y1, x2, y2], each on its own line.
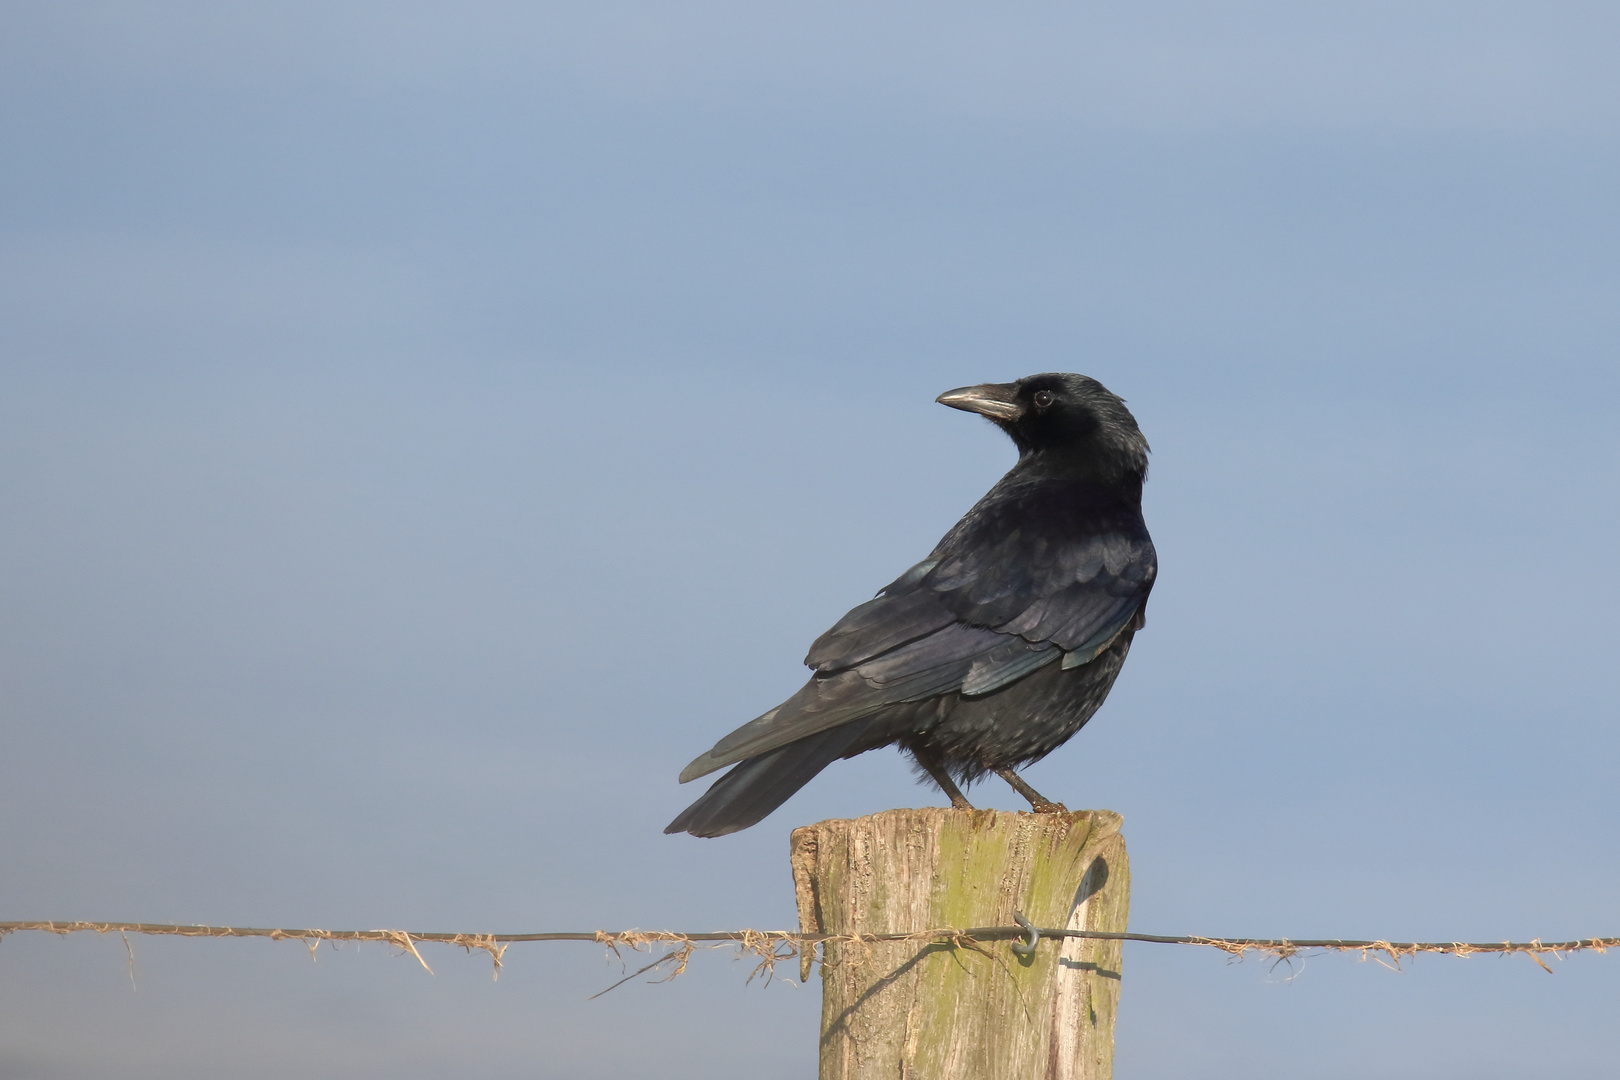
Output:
[664, 720, 874, 837]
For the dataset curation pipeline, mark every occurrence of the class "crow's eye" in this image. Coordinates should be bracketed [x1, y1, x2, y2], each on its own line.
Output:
[1032, 390, 1056, 409]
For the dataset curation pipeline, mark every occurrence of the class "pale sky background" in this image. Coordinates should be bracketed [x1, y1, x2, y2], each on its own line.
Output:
[2, 3, 1618, 1078]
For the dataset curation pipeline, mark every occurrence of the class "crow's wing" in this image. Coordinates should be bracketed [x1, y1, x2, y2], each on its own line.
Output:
[678, 479, 1155, 783]
[925, 478, 1156, 665]
[814, 480, 1156, 667]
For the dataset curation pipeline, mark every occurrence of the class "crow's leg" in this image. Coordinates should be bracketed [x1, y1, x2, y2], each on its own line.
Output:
[911, 747, 975, 810]
[994, 768, 1068, 813]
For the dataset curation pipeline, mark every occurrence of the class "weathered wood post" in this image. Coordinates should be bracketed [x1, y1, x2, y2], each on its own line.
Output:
[791, 808, 1129, 1080]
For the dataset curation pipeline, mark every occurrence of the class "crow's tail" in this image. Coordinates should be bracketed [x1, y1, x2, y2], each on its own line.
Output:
[664, 720, 874, 837]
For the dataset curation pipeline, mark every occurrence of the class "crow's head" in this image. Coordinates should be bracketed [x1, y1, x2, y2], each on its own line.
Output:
[936, 373, 1149, 482]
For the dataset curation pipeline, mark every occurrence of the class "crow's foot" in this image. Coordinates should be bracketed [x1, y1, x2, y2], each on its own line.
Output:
[993, 767, 1067, 814]
[912, 747, 976, 810]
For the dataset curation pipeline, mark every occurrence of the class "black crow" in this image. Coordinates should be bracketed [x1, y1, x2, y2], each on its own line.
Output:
[666, 373, 1155, 837]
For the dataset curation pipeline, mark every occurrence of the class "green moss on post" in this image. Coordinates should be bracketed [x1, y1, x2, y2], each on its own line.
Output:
[791, 808, 1129, 1080]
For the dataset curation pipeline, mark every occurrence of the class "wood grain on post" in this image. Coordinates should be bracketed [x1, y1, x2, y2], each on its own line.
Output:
[791, 808, 1129, 1080]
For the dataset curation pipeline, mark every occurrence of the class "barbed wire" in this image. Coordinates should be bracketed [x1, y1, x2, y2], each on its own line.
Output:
[2, 920, 1613, 983]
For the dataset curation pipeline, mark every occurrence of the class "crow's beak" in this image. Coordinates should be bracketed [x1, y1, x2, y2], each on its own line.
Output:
[936, 382, 1023, 422]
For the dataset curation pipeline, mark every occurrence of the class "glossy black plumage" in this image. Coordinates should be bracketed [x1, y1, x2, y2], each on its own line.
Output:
[666, 373, 1155, 837]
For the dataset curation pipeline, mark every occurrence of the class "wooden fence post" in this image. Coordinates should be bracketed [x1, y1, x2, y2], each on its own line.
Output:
[791, 807, 1129, 1080]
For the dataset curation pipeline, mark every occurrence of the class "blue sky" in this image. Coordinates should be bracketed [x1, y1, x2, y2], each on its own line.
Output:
[2, 3, 1617, 1078]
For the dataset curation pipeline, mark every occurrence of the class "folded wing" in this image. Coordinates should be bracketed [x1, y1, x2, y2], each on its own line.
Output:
[678, 479, 1156, 783]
